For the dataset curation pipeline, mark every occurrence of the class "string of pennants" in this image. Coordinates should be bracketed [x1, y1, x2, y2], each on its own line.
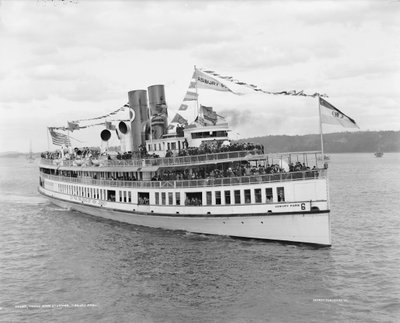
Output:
[200, 68, 328, 98]
[73, 103, 130, 122]
[48, 103, 130, 132]
[178, 67, 327, 112]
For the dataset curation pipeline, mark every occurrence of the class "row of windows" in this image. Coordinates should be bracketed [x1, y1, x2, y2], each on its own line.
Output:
[155, 192, 182, 206]
[148, 141, 184, 152]
[56, 183, 285, 206]
[58, 183, 108, 200]
[153, 187, 285, 206]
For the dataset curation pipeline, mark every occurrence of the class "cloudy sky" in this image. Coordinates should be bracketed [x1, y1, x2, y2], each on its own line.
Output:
[0, 0, 399, 152]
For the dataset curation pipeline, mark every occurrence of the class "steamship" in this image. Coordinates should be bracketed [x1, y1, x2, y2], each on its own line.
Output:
[39, 84, 331, 246]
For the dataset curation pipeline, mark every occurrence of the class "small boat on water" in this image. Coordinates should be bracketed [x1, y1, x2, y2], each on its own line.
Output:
[374, 152, 384, 157]
[27, 141, 35, 163]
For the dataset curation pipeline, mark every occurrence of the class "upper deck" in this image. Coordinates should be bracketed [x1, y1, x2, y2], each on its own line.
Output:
[39, 149, 325, 171]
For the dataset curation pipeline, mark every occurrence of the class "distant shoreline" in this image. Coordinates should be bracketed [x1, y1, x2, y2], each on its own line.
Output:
[1, 130, 399, 156]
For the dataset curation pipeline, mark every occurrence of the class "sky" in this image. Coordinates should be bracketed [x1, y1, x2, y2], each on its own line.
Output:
[0, 0, 399, 153]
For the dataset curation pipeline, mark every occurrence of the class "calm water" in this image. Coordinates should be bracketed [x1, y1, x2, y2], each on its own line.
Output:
[0, 154, 399, 323]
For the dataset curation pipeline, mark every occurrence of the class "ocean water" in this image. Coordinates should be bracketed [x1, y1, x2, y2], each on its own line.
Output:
[0, 154, 399, 323]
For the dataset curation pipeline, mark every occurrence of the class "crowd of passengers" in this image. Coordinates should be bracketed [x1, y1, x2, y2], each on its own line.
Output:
[151, 162, 317, 181]
[41, 147, 102, 160]
[41, 141, 264, 161]
[170, 141, 263, 157]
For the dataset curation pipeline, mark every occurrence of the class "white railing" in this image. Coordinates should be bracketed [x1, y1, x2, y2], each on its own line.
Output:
[39, 150, 324, 169]
[40, 169, 326, 189]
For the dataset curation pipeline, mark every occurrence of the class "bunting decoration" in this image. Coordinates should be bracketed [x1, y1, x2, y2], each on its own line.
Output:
[319, 98, 359, 129]
[49, 128, 71, 147]
[71, 103, 129, 123]
[199, 68, 328, 98]
[50, 120, 128, 131]
[49, 102, 130, 131]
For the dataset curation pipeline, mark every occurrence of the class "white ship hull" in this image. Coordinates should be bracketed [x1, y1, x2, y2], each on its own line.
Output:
[39, 187, 331, 246]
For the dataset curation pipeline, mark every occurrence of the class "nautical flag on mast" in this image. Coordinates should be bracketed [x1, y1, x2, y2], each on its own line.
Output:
[178, 104, 188, 111]
[194, 68, 236, 94]
[105, 121, 116, 131]
[171, 113, 188, 125]
[319, 97, 359, 129]
[67, 121, 80, 132]
[200, 105, 218, 125]
[183, 91, 198, 101]
[49, 128, 71, 146]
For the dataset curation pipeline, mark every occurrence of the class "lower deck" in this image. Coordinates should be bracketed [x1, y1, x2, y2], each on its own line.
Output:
[39, 173, 329, 215]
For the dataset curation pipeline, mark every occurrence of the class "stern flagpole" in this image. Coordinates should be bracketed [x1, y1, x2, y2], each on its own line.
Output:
[318, 96, 324, 159]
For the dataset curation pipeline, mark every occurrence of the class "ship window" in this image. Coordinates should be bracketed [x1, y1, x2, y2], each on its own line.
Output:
[171, 142, 176, 150]
[255, 189, 262, 203]
[206, 191, 212, 205]
[216, 131, 228, 137]
[128, 191, 131, 203]
[266, 188, 273, 203]
[244, 189, 251, 204]
[277, 187, 285, 202]
[234, 190, 241, 204]
[162, 192, 166, 205]
[107, 190, 116, 202]
[155, 192, 159, 205]
[124, 191, 127, 203]
[167, 143, 171, 150]
[185, 192, 202, 206]
[138, 192, 149, 205]
[215, 191, 221, 205]
[176, 192, 180, 205]
[224, 191, 231, 205]
[168, 192, 173, 205]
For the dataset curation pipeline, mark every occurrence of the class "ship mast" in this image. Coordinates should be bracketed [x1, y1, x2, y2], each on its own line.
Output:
[318, 96, 324, 158]
[194, 65, 200, 119]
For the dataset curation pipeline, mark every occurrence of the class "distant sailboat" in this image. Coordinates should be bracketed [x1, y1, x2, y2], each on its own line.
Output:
[374, 151, 383, 158]
[27, 141, 35, 162]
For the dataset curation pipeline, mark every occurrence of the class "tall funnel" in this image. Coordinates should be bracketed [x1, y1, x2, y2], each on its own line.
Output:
[128, 90, 148, 152]
[148, 84, 168, 140]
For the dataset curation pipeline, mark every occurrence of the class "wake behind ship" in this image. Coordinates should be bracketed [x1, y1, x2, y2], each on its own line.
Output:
[39, 67, 358, 246]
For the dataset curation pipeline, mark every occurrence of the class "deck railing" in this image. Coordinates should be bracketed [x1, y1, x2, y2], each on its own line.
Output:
[40, 169, 327, 189]
[40, 149, 323, 169]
